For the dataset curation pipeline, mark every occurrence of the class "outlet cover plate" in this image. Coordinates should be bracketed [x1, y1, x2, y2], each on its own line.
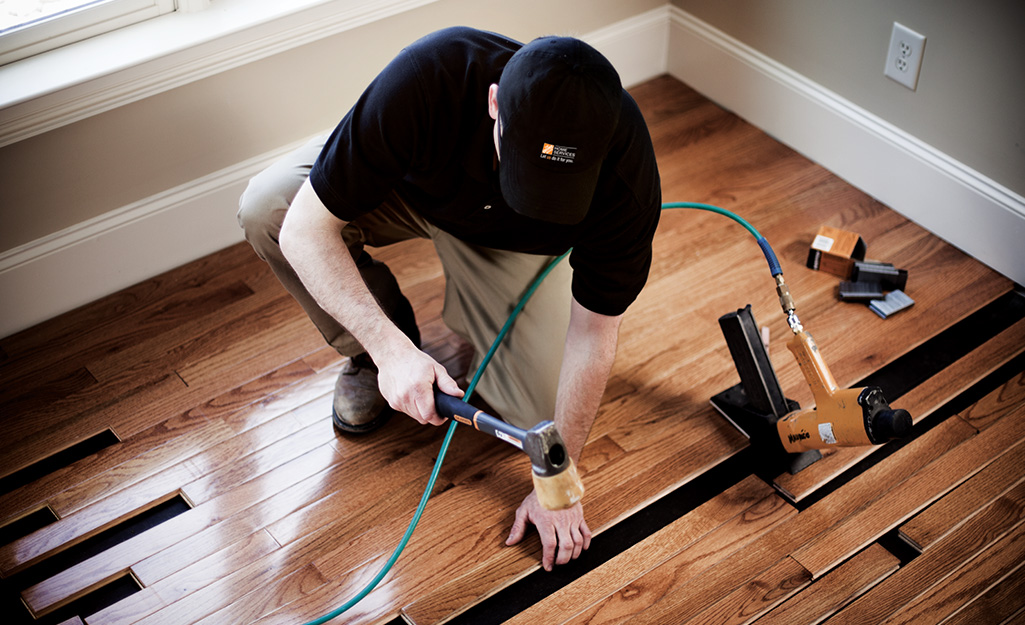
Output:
[885, 22, 926, 90]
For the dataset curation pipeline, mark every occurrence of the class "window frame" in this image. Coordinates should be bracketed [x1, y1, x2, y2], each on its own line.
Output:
[0, 0, 178, 66]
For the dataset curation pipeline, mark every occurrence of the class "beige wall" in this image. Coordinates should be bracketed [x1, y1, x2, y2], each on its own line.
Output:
[0, 0, 663, 252]
[671, 0, 1025, 198]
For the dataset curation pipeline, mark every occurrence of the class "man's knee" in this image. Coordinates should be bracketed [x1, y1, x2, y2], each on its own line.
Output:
[237, 168, 296, 260]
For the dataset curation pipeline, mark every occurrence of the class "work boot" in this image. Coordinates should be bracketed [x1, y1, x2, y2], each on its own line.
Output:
[331, 294, 421, 435]
[331, 352, 392, 434]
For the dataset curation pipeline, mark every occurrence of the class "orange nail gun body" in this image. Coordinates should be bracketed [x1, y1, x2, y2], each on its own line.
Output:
[711, 305, 911, 474]
[777, 330, 910, 453]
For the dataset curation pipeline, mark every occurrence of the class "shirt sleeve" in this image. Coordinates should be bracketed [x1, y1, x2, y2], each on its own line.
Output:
[308, 49, 427, 221]
[568, 95, 662, 317]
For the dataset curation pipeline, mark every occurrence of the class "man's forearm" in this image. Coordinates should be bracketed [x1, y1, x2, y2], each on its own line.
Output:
[553, 298, 623, 462]
[280, 179, 413, 361]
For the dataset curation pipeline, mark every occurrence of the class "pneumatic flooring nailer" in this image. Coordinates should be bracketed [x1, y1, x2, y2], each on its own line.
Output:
[711, 278, 912, 475]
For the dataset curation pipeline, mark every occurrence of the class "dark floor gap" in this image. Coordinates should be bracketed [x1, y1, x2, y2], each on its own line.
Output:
[0, 429, 121, 497]
[3, 494, 191, 593]
[876, 527, 922, 567]
[0, 507, 59, 547]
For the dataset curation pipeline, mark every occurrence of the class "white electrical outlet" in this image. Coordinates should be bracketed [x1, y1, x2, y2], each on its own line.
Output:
[885, 22, 926, 90]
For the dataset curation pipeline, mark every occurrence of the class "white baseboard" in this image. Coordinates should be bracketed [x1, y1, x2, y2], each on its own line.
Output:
[666, 7, 1025, 288]
[0, 138, 310, 338]
[4, 6, 1022, 338]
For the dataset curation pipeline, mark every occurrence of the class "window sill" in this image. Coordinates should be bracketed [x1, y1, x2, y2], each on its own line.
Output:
[0, 0, 437, 148]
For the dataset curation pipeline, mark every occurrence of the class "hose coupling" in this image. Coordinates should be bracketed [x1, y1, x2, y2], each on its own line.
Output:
[774, 274, 803, 333]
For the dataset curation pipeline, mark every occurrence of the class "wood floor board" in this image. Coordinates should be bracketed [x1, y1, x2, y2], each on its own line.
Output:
[84, 587, 166, 625]
[687, 555, 812, 625]
[44, 419, 233, 517]
[961, 369, 1025, 432]
[899, 437, 1025, 550]
[0, 461, 201, 576]
[133, 442, 344, 585]
[21, 440, 343, 613]
[411, 475, 774, 625]
[0, 372, 188, 479]
[0, 410, 208, 526]
[0, 242, 260, 378]
[751, 543, 898, 625]
[939, 564, 1025, 625]
[190, 563, 330, 625]
[826, 476, 1025, 624]
[570, 414, 978, 625]
[562, 492, 797, 625]
[883, 522, 1025, 625]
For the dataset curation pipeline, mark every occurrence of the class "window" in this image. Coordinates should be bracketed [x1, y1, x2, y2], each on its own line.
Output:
[0, 0, 179, 65]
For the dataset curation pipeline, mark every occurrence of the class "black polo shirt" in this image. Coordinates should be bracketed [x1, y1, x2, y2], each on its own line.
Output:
[309, 26, 661, 316]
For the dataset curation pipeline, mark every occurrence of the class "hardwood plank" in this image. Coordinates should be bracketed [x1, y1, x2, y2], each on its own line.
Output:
[1004, 608, 1025, 625]
[562, 491, 795, 625]
[47, 419, 234, 517]
[899, 435, 1025, 550]
[687, 556, 811, 625]
[0, 469, 198, 576]
[0, 373, 187, 479]
[826, 479, 1025, 624]
[471, 476, 776, 625]
[941, 567, 1025, 625]
[884, 522, 1025, 625]
[961, 369, 1025, 432]
[0, 243, 261, 390]
[773, 316, 1025, 502]
[752, 543, 898, 625]
[190, 563, 329, 625]
[0, 410, 208, 526]
[22, 442, 343, 616]
[91, 530, 281, 625]
[792, 411, 1025, 578]
[568, 414, 979, 625]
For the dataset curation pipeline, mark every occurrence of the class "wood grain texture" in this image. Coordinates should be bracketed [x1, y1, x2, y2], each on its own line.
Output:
[899, 436, 1025, 550]
[827, 478, 1025, 624]
[488, 476, 779, 625]
[0, 75, 1018, 625]
[753, 543, 898, 625]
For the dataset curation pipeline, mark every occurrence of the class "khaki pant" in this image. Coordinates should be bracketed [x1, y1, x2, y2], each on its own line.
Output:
[237, 135, 571, 429]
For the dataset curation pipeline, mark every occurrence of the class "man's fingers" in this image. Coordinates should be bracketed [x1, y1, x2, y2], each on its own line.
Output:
[435, 366, 464, 399]
[506, 507, 528, 546]
[556, 525, 576, 566]
[569, 524, 584, 561]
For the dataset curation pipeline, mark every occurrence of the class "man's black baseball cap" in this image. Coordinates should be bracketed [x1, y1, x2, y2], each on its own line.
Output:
[498, 36, 622, 225]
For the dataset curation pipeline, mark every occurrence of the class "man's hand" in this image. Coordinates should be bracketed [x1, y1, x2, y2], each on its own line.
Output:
[374, 343, 463, 426]
[506, 490, 592, 571]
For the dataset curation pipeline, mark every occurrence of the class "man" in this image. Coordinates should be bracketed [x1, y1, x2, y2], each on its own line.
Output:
[238, 26, 660, 571]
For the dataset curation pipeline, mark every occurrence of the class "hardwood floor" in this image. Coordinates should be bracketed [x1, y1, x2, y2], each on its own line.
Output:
[2, 75, 1022, 625]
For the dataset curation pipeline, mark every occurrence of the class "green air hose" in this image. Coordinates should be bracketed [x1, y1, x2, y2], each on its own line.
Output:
[302, 202, 781, 624]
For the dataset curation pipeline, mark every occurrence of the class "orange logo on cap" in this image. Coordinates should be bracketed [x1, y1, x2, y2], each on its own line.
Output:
[541, 143, 554, 155]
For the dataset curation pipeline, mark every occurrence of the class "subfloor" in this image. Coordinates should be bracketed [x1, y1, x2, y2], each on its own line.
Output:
[1, 75, 1023, 625]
